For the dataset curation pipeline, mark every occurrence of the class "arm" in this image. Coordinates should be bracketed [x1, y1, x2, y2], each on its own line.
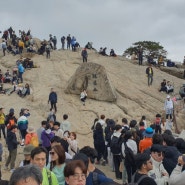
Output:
[51, 171, 59, 185]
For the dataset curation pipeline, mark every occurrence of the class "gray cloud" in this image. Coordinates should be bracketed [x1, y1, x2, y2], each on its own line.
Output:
[1, 0, 185, 62]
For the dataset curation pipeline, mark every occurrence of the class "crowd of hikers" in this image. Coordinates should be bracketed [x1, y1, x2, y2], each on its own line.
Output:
[1, 27, 185, 185]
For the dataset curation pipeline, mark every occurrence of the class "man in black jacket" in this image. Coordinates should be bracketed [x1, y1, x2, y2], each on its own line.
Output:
[5, 125, 20, 172]
[48, 88, 57, 113]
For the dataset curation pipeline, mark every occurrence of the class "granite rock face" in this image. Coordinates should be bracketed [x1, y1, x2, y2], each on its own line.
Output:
[65, 62, 117, 102]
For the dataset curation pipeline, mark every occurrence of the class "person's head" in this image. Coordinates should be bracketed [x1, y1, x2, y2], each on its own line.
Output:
[70, 132, 77, 140]
[135, 153, 153, 172]
[41, 120, 47, 128]
[122, 118, 128, 125]
[143, 127, 154, 138]
[50, 136, 69, 152]
[30, 147, 47, 170]
[50, 145, 65, 169]
[124, 131, 133, 141]
[9, 165, 42, 185]
[129, 120, 137, 128]
[152, 133, 163, 145]
[9, 108, 15, 116]
[139, 121, 145, 127]
[64, 130, 70, 138]
[26, 126, 35, 134]
[100, 114, 105, 120]
[114, 124, 122, 132]
[175, 138, 185, 153]
[10, 125, 18, 132]
[23, 145, 35, 161]
[166, 95, 171, 100]
[64, 160, 87, 185]
[162, 133, 175, 146]
[63, 114, 68, 120]
[53, 121, 60, 130]
[150, 144, 164, 162]
[0, 107, 4, 114]
[48, 121, 54, 128]
[141, 115, 146, 120]
[79, 146, 98, 164]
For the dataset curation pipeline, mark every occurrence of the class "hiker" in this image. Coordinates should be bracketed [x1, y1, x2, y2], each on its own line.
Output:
[47, 145, 66, 185]
[110, 49, 117, 57]
[52, 36, 57, 50]
[17, 110, 28, 139]
[53, 121, 64, 139]
[71, 36, 76, 51]
[93, 122, 106, 165]
[48, 88, 57, 113]
[80, 89, 87, 105]
[4, 69, 12, 83]
[5, 125, 21, 172]
[61, 114, 71, 132]
[5, 108, 17, 133]
[18, 63, 25, 83]
[170, 155, 185, 185]
[131, 153, 157, 185]
[30, 147, 59, 185]
[61, 36, 65, 50]
[146, 64, 154, 86]
[1, 39, 7, 56]
[64, 160, 87, 185]
[166, 81, 174, 94]
[19, 144, 35, 167]
[159, 79, 167, 93]
[67, 132, 78, 157]
[37, 120, 47, 146]
[0, 108, 6, 139]
[139, 127, 154, 153]
[122, 131, 137, 183]
[47, 108, 56, 122]
[45, 44, 51, 59]
[138, 47, 143, 65]
[9, 165, 42, 185]
[164, 95, 173, 121]
[110, 124, 123, 179]
[66, 34, 71, 49]
[0, 142, 2, 180]
[102, 47, 108, 56]
[81, 48, 88, 62]
[148, 144, 169, 185]
[140, 115, 147, 129]
[154, 114, 162, 134]
[25, 127, 39, 147]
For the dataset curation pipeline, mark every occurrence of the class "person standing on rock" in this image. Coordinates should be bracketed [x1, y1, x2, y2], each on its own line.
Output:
[146, 64, 153, 86]
[80, 89, 87, 105]
[48, 88, 57, 113]
[164, 95, 173, 121]
[81, 48, 88, 62]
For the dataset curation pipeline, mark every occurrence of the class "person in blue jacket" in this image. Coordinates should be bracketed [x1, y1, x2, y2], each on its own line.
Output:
[18, 63, 24, 83]
[48, 88, 57, 113]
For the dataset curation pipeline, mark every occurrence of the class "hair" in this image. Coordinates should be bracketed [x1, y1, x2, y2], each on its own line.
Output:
[73, 153, 89, 168]
[114, 124, 122, 131]
[10, 125, 17, 130]
[175, 138, 185, 153]
[63, 114, 68, 120]
[45, 123, 51, 130]
[130, 120, 137, 128]
[95, 122, 102, 131]
[41, 120, 47, 126]
[139, 121, 145, 127]
[122, 118, 128, 124]
[9, 165, 42, 185]
[135, 153, 151, 170]
[162, 134, 175, 146]
[70, 132, 77, 139]
[152, 133, 163, 145]
[50, 136, 69, 152]
[64, 130, 70, 137]
[50, 145, 66, 171]
[141, 115, 146, 120]
[79, 146, 98, 164]
[53, 121, 60, 127]
[100, 114, 105, 119]
[163, 130, 172, 136]
[31, 147, 48, 159]
[64, 160, 87, 178]
[124, 131, 133, 141]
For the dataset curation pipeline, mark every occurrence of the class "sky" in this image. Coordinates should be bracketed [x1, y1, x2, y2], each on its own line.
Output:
[1, 0, 185, 62]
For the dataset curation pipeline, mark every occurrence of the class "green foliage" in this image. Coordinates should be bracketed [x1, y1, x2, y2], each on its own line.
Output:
[124, 41, 167, 59]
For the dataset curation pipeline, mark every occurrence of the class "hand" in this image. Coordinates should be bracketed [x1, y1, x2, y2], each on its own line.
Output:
[162, 172, 168, 176]
[178, 156, 185, 166]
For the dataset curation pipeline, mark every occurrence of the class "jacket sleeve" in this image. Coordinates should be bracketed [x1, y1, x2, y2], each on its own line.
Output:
[51, 171, 59, 185]
[170, 165, 184, 185]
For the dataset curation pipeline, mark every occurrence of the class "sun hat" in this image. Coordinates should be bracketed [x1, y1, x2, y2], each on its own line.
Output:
[167, 95, 170, 99]
[143, 127, 154, 138]
[23, 144, 35, 155]
[26, 126, 35, 133]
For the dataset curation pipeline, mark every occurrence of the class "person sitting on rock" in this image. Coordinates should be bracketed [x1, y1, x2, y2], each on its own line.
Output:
[18, 83, 30, 97]
[4, 70, 12, 83]
[101, 47, 108, 56]
[110, 49, 117, 57]
[159, 79, 167, 92]
[166, 81, 174, 94]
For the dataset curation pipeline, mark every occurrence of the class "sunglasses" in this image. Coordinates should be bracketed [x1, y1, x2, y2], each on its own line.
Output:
[49, 151, 55, 155]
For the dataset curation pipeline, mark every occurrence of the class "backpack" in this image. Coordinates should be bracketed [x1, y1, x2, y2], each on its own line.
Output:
[30, 134, 39, 147]
[6, 117, 16, 129]
[123, 142, 136, 167]
[110, 135, 122, 154]
[128, 173, 148, 185]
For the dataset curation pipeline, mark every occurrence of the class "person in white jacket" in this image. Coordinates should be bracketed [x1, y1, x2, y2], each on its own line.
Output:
[148, 144, 169, 185]
[164, 95, 173, 121]
[170, 155, 185, 185]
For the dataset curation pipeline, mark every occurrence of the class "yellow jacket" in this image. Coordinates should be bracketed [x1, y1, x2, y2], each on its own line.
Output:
[0, 113, 5, 125]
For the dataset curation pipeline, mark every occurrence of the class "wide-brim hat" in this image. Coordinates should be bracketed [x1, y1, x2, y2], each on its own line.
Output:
[167, 95, 170, 99]
[27, 126, 35, 133]
[143, 127, 154, 138]
[23, 144, 35, 155]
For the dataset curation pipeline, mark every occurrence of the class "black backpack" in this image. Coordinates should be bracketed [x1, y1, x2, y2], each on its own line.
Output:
[123, 142, 136, 167]
[128, 173, 147, 185]
[110, 135, 122, 154]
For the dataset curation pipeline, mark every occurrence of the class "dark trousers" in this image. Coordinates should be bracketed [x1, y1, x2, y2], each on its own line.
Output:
[83, 57, 87, 62]
[46, 51, 50, 58]
[0, 124, 6, 138]
[125, 162, 136, 183]
[50, 102, 57, 112]
[166, 114, 172, 120]
[5, 148, 17, 169]
[67, 42, 71, 49]
[20, 129, 27, 139]
[3, 48, 6, 56]
[94, 143, 106, 161]
[155, 124, 162, 134]
[113, 154, 122, 179]
[19, 72, 23, 83]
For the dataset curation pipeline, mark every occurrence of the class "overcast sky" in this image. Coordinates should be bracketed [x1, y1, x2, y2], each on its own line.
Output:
[1, 0, 185, 62]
